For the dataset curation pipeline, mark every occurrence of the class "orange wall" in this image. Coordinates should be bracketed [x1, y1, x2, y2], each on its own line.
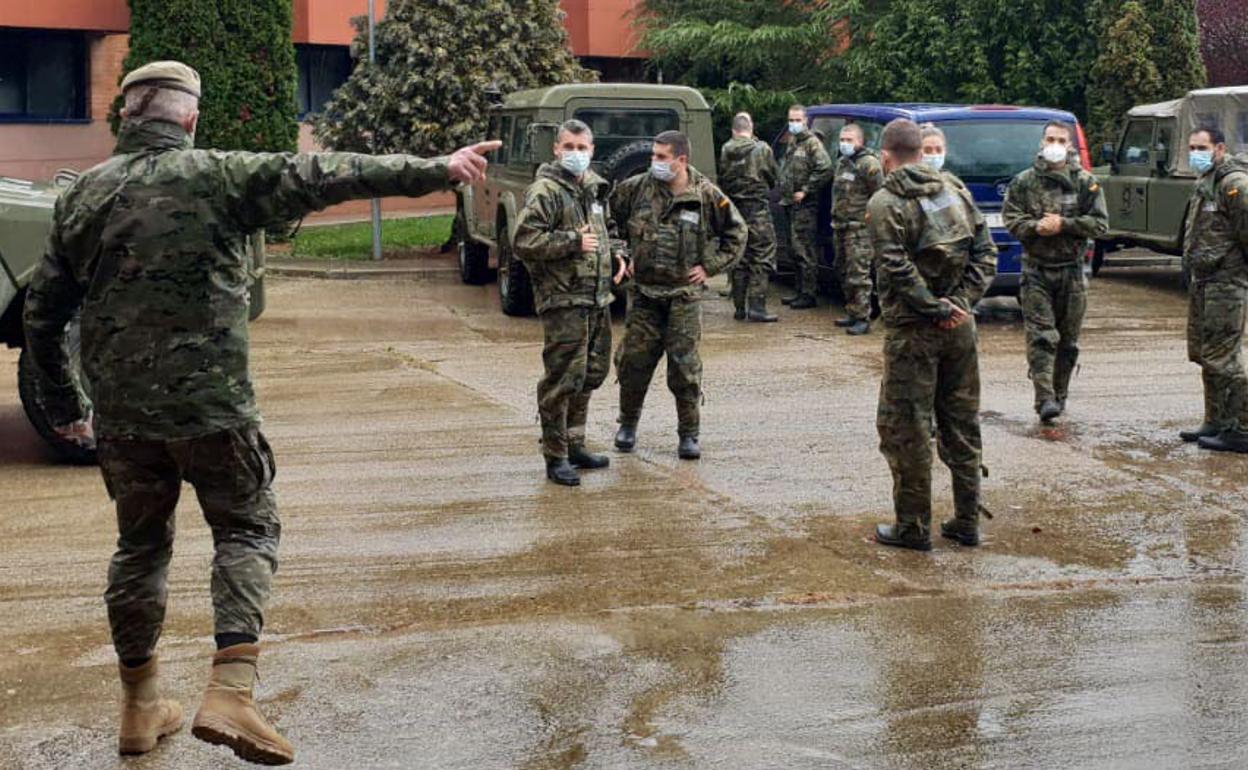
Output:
[292, 0, 387, 46]
[0, 1, 128, 33]
[561, 0, 644, 58]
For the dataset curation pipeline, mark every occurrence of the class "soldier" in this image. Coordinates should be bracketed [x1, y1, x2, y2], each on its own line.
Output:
[777, 104, 833, 309]
[867, 118, 996, 551]
[1180, 126, 1248, 453]
[22, 61, 499, 764]
[514, 119, 628, 485]
[831, 123, 885, 335]
[1003, 120, 1108, 423]
[718, 112, 780, 323]
[611, 130, 747, 459]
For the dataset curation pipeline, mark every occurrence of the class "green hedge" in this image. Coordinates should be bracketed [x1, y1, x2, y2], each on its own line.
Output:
[116, 0, 298, 152]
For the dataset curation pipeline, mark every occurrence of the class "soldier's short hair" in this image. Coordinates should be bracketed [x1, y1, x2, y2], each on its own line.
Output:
[731, 113, 753, 133]
[1191, 124, 1226, 145]
[920, 123, 946, 143]
[880, 118, 922, 161]
[788, 104, 807, 116]
[1043, 120, 1073, 140]
[654, 130, 690, 159]
[558, 119, 593, 143]
[122, 86, 199, 125]
[841, 122, 864, 140]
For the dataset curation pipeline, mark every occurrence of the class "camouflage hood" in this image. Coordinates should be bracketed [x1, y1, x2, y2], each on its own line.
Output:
[1214, 153, 1248, 184]
[720, 136, 760, 164]
[1030, 154, 1078, 191]
[883, 163, 945, 199]
[114, 119, 194, 154]
[535, 162, 608, 196]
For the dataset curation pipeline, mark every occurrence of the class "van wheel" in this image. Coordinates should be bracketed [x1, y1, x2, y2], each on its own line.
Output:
[459, 238, 491, 286]
[497, 222, 535, 317]
[17, 316, 97, 465]
[600, 140, 654, 186]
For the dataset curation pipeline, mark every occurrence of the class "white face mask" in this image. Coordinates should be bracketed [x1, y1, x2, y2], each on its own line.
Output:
[788, 121, 805, 135]
[559, 150, 591, 176]
[839, 141, 857, 157]
[650, 160, 676, 182]
[1041, 142, 1069, 164]
[922, 153, 946, 171]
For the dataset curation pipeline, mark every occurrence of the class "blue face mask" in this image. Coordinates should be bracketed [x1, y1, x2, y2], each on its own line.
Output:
[559, 150, 591, 176]
[839, 141, 857, 157]
[922, 153, 946, 171]
[1189, 150, 1214, 173]
[788, 121, 805, 135]
[650, 160, 676, 182]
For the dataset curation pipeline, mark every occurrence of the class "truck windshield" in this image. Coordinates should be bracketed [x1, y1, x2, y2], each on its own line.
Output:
[933, 120, 1055, 183]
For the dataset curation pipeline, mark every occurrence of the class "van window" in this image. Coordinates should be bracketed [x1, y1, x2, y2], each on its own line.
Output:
[927, 120, 1080, 183]
[1118, 120, 1154, 165]
[572, 108, 679, 162]
[497, 116, 513, 165]
[1156, 119, 1176, 165]
[510, 117, 531, 166]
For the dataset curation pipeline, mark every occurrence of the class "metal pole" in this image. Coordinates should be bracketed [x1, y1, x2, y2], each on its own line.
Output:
[368, 0, 383, 261]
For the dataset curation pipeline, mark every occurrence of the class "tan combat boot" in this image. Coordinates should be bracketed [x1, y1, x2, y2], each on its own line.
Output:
[117, 658, 184, 755]
[191, 644, 295, 765]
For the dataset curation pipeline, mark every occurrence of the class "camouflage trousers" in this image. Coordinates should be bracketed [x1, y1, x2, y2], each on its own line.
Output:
[787, 201, 820, 297]
[616, 292, 702, 438]
[877, 322, 983, 539]
[835, 226, 874, 321]
[538, 304, 612, 458]
[1021, 263, 1087, 409]
[730, 202, 777, 305]
[1187, 280, 1248, 431]
[98, 425, 279, 661]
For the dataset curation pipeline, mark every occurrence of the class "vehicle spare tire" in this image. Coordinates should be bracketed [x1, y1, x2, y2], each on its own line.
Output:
[599, 140, 654, 186]
[17, 316, 97, 465]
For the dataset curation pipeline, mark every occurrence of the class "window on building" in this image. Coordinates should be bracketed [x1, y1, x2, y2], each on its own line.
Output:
[0, 29, 87, 122]
[296, 45, 352, 118]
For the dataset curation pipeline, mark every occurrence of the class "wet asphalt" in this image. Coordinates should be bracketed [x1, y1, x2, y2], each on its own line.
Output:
[0, 260, 1245, 769]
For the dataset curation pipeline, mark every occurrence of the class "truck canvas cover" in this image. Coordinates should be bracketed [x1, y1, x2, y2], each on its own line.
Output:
[1127, 86, 1248, 174]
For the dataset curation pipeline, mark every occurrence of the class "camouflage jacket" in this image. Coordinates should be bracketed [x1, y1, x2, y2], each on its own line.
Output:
[1002, 155, 1108, 267]
[831, 148, 884, 229]
[866, 163, 997, 328]
[718, 136, 777, 208]
[23, 119, 452, 439]
[611, 167, 747, 300]
[514, 163, 622, 314]
[1183, 154, 1248, 286]
[777, 130, 833, 206]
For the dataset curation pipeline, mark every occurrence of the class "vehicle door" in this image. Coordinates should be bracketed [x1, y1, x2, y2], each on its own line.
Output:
[474, 112, 512, 241]
[1145, 117, 1190, 249]
[1104, 118, 1154, 234]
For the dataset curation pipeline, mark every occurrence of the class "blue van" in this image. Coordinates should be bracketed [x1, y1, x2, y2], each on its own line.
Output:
[773, 103, 1092, 297]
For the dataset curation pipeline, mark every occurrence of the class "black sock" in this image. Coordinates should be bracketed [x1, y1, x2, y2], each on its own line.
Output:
[121, 656, 151, 669]
[215, 633, 258, 650]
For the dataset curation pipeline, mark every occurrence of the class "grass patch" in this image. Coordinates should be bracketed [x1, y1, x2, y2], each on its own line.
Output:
[289, 215, 453, 260]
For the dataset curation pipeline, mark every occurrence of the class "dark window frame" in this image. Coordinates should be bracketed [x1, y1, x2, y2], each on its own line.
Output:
[294, 43, 351, 119]
[0, 28, 89, 124]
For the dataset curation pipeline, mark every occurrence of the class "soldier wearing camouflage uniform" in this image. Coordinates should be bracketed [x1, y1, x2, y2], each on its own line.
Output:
[611, 130, 747, 459]
[867, 119, 996, 551]
[514, 119, 627, 485]
[1180, 126, 1248, 453]
[718, 112, 779, 323]
[22, 61, 498, 764]
[778, 105, 833, 309]
[831, 123, 885, 335]
[1003, 120, 1108, 423]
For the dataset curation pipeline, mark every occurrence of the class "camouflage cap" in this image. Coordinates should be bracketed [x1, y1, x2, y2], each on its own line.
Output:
[120, 61, 201, 99]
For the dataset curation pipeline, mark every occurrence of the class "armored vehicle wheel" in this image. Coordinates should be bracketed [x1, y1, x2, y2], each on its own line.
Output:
[600, 140, 654, 186]
[17, 317, 96, 465]
[459, 237, 491, 286]
[1091, 242, 1105, 277]
[497, 221, 534, 317]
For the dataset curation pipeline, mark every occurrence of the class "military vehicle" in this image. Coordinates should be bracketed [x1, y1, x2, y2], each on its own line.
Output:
[0, 173, 266, 464]
[454, 83, 718, 316]
[1092, 87, 1248, 281]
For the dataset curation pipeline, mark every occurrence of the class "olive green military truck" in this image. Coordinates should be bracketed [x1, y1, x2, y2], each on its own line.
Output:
[0, 173, 266, 464]
[1093, 87, 1248, 281]
[454, 83, 718, 316]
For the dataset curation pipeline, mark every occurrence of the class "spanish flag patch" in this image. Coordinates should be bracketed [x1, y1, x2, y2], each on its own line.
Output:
[717, 196, 730, 208]
[1089, 183, 1100, 192]
[1229, 187, 1241, 198]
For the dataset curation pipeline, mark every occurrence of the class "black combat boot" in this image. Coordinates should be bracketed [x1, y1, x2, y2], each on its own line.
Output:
[834, 317, 856, 328]
[678, 435, 701, 460]
[614, 424, 637, 453]
[1179, 423, 1219, 443]
[746, 298, 778, 323]
[940, 519, 980, 546]
[846, 319, 870, 336]
[1038, 400, 1062, 423]
[1197, 430, 1248, 454]
[873, 523, 931, 551]
[545, 457, 581, 486]
[788, 295, 817, 310]
[568, 444, 609, 469]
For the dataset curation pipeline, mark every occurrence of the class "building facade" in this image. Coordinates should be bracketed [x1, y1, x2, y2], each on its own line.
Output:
[0, 0, 645, 183]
